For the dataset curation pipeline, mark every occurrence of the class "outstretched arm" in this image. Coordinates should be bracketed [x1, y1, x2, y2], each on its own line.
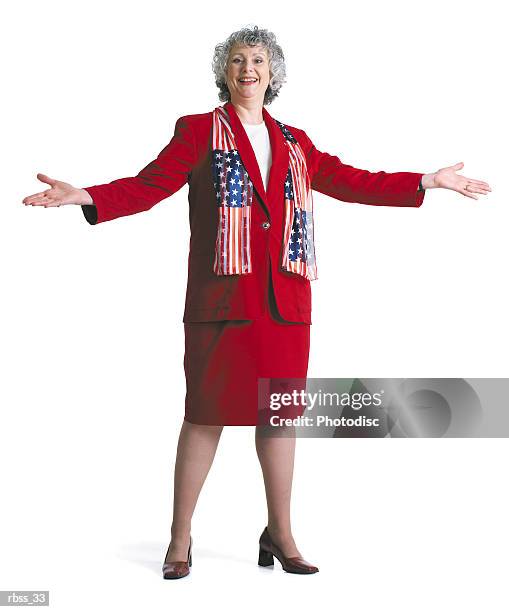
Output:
[296, 130, 491, 206]
[22, 116, 197, 224]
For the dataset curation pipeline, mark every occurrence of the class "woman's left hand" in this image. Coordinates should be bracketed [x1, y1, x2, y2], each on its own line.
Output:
[423, 162, 492, 200]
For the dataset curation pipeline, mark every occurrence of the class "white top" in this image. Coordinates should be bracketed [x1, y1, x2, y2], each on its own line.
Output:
[241, 120, 272, 191]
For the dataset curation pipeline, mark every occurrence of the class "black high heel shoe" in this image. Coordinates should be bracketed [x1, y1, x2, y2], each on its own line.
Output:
[258, 527, 319, 574]
[162, 536, 192, 579]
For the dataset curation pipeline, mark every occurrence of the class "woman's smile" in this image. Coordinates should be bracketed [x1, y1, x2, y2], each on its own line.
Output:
[238, 78, 258, 86]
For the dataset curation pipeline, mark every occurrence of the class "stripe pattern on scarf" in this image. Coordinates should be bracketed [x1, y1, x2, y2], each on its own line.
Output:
[276, 120, 318, 281]
[212, 105, 253, 275]
[211, 105, 318, 281]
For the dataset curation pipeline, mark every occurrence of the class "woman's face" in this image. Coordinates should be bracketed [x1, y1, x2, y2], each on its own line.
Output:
[225, 44, 271, 105]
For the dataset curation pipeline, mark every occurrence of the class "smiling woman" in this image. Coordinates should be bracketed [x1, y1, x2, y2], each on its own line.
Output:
[212, 26, 287, 107]
[228, 46, 269, 95]
[21, 22, 491, 581]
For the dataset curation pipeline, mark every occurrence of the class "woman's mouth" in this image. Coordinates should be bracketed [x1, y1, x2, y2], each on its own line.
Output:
[238, 78, 258, 86]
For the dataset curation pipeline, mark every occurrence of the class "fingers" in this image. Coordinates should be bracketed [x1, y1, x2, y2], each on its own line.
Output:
[25, 201, 64, 207]
[467, 186, 491, 195]
[463, 176, 491, 198]
[22, 190, 50, 204]
[23, 194, 63, 207]
[464, 177, 492, 190]
[24, 173, 65, 207]
[462, 189, 479, 200]
[37, 173, 57, 186]
[23, 193, 51, 205]
[453, 164, 492, 192]
[465, 183, 490, 195]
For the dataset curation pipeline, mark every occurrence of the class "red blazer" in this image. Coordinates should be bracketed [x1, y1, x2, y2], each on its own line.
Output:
[81, 101, 426, 324]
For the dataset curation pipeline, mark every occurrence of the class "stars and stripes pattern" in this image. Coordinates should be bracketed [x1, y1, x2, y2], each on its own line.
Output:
[211, 106, 318, 281]
[276, 120, 317, 281]
[212, 105, 254, 275]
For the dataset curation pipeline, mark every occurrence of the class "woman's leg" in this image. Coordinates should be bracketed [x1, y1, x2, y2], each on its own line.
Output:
[255, 425, 302, 557]
[165, 420, 224, 562]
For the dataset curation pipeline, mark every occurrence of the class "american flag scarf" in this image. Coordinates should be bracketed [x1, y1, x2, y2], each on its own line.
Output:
[212, 105, 318, 281]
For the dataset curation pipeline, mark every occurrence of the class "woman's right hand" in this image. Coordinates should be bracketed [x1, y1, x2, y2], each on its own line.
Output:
[22, 173, 94, 207]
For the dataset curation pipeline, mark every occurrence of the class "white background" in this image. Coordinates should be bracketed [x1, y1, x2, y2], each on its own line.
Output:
[1, 0, 508, 609]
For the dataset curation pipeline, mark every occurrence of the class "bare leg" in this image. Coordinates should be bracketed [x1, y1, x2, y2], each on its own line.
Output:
[165, 420, 223, 562]
[255, 425, 301, 557]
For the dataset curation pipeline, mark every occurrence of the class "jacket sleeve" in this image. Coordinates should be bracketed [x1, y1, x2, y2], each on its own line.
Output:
[297, 128, 426, 208]
[81, 115, 196, 224]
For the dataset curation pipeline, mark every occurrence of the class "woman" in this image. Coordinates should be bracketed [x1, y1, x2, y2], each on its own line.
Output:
[22, 25, 491, 579]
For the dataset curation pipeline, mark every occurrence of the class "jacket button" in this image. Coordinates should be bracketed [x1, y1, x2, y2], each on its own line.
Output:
[262, 221, 270, 230]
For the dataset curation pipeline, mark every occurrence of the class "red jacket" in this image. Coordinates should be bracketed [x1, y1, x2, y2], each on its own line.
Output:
[81, 101, 425, 323]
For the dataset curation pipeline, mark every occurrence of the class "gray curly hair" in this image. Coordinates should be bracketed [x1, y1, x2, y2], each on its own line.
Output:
[212, 25, 286, 105]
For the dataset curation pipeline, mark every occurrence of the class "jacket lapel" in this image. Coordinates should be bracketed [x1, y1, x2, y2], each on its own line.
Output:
[224, 102, 289, 221]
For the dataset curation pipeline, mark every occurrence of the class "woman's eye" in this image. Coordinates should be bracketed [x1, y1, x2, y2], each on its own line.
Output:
[232, 58, 263, 63]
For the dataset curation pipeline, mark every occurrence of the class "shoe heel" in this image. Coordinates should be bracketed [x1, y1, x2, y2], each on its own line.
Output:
[258, 547, 274, 567]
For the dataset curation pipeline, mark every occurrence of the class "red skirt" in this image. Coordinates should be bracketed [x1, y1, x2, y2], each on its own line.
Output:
[183, 268, 310, 426]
